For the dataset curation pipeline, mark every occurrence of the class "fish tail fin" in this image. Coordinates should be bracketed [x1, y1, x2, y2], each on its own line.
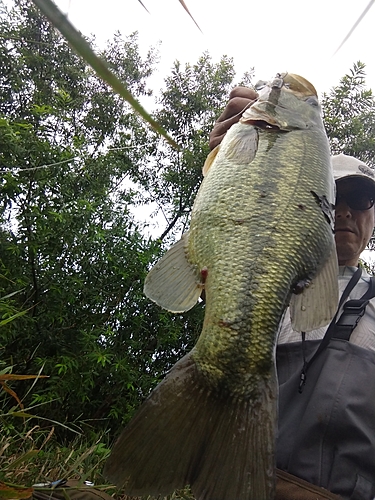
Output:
[104, 352, 277, 500]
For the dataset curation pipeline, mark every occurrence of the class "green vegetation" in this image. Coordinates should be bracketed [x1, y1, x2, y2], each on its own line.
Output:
[0, 0, 234, 494]
[1, 0, 375, 497]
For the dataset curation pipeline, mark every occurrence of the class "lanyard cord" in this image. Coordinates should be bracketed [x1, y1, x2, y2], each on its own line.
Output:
[298, 267, 363, 393]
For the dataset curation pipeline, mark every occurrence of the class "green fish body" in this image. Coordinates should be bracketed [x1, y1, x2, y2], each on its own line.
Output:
[104, 73, 338, 500]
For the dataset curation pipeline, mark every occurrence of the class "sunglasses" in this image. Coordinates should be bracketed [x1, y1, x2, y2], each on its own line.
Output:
[335, 190, 375, 211]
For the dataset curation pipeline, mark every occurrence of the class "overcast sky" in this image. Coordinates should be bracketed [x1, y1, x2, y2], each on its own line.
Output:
[55, 0, 375, 97]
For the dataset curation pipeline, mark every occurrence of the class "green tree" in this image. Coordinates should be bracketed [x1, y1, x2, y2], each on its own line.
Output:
[128, 53, 241, 242]
[0, 0, 238, 437]
[322, 61, 375, 165]
[0, 0, 161, 431]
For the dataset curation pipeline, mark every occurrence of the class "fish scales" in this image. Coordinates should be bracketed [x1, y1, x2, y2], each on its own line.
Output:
[104, 73, 338, 500]
[190, 121, 333, 397]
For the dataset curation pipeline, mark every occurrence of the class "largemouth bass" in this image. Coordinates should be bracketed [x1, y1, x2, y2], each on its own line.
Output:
[104, 73, 338, 500]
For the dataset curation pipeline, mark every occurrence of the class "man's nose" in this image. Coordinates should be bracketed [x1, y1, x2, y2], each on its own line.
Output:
[335, 200, 352, 218]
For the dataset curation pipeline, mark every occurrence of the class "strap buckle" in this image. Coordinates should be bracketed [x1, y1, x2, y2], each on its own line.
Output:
[336, 299, 369, 328]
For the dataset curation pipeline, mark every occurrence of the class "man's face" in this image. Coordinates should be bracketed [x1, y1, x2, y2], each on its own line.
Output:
[334, 178, 375, 266]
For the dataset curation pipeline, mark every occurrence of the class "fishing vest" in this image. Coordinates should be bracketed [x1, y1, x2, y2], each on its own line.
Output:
[276, 269, 375, 500]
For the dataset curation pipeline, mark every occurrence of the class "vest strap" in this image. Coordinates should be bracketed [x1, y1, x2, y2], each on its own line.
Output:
[299, 268, 375, 392]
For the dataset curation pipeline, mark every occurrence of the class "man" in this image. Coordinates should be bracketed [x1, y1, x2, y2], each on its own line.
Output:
[210, 88, 375, 500]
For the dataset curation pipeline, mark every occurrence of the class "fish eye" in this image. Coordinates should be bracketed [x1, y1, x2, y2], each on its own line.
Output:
[305, 96, 319, 107]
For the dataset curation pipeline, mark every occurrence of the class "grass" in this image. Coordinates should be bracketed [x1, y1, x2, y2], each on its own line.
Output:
[0, 368, 113, 497]
[0, 426, 111, 485]
[0, 336, 193, 500]
[0, 419, 195, 500]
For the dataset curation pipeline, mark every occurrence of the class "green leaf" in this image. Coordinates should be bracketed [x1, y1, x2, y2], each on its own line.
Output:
[31, 0, 179, 150]
[0, 310, 27, 327]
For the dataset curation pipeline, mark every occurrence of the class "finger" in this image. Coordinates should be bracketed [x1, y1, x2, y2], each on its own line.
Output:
[229, 86, 258, 101]
[208, 88, 258, 151]
[209, 133, 226, 151]
[209, 98, 255, 150]
[211, 106, 250, 137]
[215, 96, 254, 124]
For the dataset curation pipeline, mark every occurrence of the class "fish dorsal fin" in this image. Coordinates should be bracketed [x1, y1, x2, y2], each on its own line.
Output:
[202, 145, 220, 177]
[143, 233, 202, 313]
[290, 245, 339, 332]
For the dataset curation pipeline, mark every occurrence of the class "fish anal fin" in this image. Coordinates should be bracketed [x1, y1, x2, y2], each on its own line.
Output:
[290, 245, 339, 332]
[104, 352, 277, 500]
[143, 233, 201, 313]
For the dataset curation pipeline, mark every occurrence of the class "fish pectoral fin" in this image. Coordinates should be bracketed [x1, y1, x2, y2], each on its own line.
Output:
[225, 123, 259, 164]
[202, 145, 220, 176]
[290, 244, 339, 332]
[143, 233, 201, 313]
[104, 352, 277, 500]
[203, 124, 258, 177]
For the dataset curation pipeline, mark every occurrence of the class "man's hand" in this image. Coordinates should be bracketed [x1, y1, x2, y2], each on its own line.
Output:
[209, 87, 258, 150]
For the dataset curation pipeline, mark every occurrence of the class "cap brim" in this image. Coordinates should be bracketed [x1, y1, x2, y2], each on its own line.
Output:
[335, 174, 375, 198]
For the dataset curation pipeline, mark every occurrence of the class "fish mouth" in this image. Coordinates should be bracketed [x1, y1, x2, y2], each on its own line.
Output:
[240, 100, 287, 130]
[241, 105, 281, 130]
[245, 119, 280, 130]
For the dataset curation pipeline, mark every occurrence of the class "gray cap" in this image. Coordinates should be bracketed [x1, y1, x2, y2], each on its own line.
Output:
[332, 153, 375, 196]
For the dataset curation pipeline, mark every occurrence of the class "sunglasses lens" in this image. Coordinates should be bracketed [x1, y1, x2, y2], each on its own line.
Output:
[336, 191, 374, 210]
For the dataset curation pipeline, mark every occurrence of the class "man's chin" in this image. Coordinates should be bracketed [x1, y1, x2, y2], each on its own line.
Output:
[335, 237, 360, 265]
[336, 247, 360, 266]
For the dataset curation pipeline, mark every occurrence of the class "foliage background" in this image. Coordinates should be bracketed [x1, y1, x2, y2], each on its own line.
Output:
[0, 0, 238, 439]
[1, 0, 375, 489]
